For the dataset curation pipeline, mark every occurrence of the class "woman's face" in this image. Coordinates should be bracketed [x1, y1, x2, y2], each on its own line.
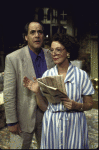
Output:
[50, 41, 69, 65]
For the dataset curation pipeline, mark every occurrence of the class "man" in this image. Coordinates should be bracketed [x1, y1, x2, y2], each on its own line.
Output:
[4, 20, 54, 149]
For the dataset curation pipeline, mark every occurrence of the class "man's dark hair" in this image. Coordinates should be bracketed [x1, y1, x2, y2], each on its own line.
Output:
[23, 19, 44, 36]
[51, 33, 80, 61]
[22, 19, 44, 45]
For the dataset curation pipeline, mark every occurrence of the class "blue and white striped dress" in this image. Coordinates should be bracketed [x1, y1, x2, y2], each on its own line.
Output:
[40, 63, 95, 149]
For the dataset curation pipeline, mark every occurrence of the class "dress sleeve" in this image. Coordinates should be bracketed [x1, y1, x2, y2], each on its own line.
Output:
[41, 70, 49, 78]
[82, 71, 95, 95]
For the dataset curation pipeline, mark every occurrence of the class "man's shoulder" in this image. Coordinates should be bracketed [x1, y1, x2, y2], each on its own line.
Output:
[42, 47, 53, 60]
[6, 45, 28, 58]
[42, 47, 50, 56]
[42, 47, 49, 52]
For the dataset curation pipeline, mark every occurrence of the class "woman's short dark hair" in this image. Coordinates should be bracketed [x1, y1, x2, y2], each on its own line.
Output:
[51, 33, 80, 61]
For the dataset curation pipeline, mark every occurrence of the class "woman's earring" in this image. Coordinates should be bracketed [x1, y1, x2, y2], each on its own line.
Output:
[67, 53, 70, 59]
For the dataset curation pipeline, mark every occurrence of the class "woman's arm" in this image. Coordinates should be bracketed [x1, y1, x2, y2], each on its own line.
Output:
[23, 76, 48, 112]
[82, 95, 93, 111]
[35, 90, 48, 112]
[61, 95, 93, 111]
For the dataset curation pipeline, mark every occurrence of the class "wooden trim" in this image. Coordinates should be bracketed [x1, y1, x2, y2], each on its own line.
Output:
[93, 100, 98, 109]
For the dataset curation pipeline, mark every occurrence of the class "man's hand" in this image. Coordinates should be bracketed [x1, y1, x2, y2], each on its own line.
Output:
[1, 72, 4, 75]
[8, 123, 22, 135]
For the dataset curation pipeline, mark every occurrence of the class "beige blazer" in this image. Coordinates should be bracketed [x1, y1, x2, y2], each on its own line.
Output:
[3, 45, 55, 133]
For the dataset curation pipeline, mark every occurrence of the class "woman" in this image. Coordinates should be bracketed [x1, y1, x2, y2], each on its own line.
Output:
[23, 33, 95, 149]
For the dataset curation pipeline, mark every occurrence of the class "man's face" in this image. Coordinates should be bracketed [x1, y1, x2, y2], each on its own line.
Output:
[25, 22, 44, 53]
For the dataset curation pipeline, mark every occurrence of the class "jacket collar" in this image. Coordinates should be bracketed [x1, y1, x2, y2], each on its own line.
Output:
[21, 46, 55, 79]
[21, 45, 36, 79]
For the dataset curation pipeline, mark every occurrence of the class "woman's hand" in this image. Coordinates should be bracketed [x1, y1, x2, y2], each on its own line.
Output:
[61, 97, 76, 110]
[23, 76, 48, 112]
[61, 95, 93, 111]
[23, 76, 40, 93]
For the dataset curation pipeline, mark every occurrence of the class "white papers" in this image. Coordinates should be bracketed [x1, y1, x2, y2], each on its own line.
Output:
[37, 75, 67, 103]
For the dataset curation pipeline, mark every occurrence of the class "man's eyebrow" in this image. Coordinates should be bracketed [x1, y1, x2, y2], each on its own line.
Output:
[30, 30, 36, 32]
[30, 29, 43, 31]
[30, 30, 43, 33]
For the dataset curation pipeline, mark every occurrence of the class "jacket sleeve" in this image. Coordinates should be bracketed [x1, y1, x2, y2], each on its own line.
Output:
[3, 55, 18, 124]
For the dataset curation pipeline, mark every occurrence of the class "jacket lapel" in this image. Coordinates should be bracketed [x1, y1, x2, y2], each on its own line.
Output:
[42, 48, 55, 69]
[21, 46, 54, 80]
[21, 45, 36, 80]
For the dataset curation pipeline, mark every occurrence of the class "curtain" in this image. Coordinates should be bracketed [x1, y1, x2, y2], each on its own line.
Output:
[90, 39, 98, 79]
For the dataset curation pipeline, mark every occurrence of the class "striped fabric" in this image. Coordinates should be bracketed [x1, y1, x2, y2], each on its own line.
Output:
[40, 63, 95, 149]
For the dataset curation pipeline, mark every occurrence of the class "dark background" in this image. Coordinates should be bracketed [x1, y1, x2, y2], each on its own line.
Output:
[0, 0, 98, 54]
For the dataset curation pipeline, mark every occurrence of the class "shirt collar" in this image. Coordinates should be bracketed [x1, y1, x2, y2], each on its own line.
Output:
[38, 48, 44, 60]
[55, 63, 75, 83]
[64, 63, 75, 83]
[29, 47, 44, 62]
